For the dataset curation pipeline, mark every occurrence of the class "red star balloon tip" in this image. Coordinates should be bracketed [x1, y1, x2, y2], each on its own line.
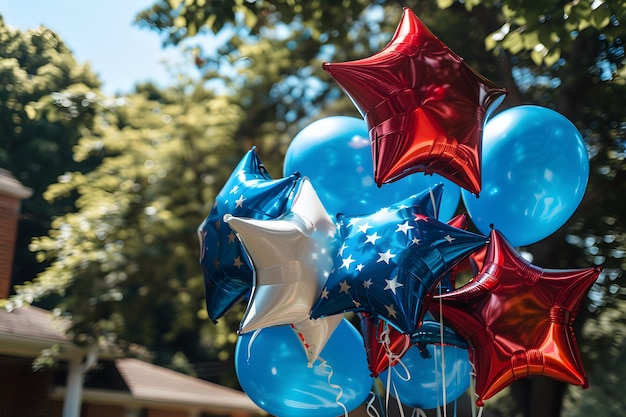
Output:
[323, 8, 507, 195]
[432, 229, 601, 406]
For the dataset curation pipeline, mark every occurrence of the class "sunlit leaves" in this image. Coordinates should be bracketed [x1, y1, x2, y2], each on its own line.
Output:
[501, 30, 524, 54]
[436, 0, 455, 9]
[544, 46, 562, 67]
[0, 20, 105, 298]
[9, 80, 252, 371]
[136, 0, 372, 46]
[591, 3, 612, 30]
[482, 0, 625, 68]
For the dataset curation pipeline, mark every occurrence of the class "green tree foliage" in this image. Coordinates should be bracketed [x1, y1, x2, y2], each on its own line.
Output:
[136, 0, 404, 152]
[9, 80, 251, 381]
[0, 17, 102, 289]
[4, 0, 625, 414]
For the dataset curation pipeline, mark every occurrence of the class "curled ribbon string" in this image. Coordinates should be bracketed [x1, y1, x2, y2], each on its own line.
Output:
[428, 185, 439, 218]
[390, 379, 406, 417]
[410, 407, 428, 417]
[438, 289, 448, 417]
[433, 345, 442, 412]
[246, 329, 262, 363]
[318, 355, 349, 417]
[469, 361, 484, 417]
[380, 321, 411, 417]
[380, 323, 410, 382]
[384, 359, 392, 415]
[373, 379, 387, 417]
[365, 390, 382, 417]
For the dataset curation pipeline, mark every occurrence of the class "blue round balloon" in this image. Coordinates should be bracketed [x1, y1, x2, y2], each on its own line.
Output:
[284, 116, 461, 222]
[380, 344, 471, 410]
[462, 105, 589, 246]
[235, 319, 373, 417]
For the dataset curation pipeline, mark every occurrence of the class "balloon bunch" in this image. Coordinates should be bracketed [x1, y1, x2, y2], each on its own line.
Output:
[198, 7, 601, 415]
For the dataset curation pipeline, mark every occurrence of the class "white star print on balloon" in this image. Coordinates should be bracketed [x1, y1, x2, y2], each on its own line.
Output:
[310, 186, 488, 337]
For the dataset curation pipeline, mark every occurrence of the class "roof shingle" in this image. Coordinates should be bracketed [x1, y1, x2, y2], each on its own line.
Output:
[115, 357, 261, 412]
[0, 306, 69, 343]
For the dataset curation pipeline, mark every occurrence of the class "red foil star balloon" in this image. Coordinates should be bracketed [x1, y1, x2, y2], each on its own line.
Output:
[358, 312, 469, 378]
[323, 8, 507, 195]
[439, 214, 469, 292]
[358, 312, 411, 377]
[439, 213, 486, 292]
[431, 229, 601, 406]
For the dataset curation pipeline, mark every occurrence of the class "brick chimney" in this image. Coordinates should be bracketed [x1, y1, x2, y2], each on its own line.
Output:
[0, 169, 32, 299]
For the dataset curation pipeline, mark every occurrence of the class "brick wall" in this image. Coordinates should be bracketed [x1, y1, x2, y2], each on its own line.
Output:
[0, 169, 32, 299]
[0, 355, 54, 417]
[82, 403, 128, 417]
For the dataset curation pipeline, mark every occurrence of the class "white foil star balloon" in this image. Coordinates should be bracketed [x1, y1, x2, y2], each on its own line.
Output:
[224, 177, 342, 366]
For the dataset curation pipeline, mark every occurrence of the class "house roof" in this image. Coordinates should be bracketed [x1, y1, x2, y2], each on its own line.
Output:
[0, 305, 75, 357]
[0, 305, 68, 342]
[115, 358, 262, 413]
[0, 306, 263, 414]
[0, 168, 33, 199]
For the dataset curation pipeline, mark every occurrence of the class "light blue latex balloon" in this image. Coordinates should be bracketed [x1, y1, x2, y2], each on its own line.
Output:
[462, 105, 589, 247]
[235, 319, 373, 417]
[380, 344, 471, 410]
[284, 116, 461, 222]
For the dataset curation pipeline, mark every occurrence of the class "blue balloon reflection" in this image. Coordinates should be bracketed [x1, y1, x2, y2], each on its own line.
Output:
[284, 116, 461, 221]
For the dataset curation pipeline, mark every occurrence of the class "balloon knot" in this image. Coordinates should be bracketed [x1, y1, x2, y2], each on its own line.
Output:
[417, 343, 431, 359]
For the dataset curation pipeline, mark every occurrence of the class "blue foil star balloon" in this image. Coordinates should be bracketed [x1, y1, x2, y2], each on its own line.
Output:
[198, 147, 300, 322]
[310, 187, 488, 337]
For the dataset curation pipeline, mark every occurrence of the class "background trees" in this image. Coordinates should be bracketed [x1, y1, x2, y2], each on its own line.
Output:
[3, 1, 625, 416]
[0, 17, 102, 288]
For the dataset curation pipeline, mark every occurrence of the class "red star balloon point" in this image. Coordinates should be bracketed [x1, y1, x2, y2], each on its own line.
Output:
[432, 229, 602, 407]
[323, 7, 508, 195]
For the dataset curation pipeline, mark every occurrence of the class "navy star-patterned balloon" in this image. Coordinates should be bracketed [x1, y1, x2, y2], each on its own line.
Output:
[198, 147, 300, 322]
[310, 187, 488, 337]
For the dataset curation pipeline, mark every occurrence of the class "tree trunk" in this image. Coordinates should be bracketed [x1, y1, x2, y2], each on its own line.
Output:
[509, 377, 568, 417]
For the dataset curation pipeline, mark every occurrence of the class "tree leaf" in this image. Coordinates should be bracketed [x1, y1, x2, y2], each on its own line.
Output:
[437, 0, 456, 9]
[591, 4, 611, 30]
[522, 30, 540, 50]
[173, 15, 187, 28]
[24, 104, 37, 120]
[502, 31, 524, 54]
[544, 46, 561, 67]
[485, 32, 498, 50]
[167, 0, 183, 10]
[530, 48, 545, 65]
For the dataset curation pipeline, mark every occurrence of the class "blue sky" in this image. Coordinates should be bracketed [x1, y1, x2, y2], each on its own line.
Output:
[0, 0, 193, 95]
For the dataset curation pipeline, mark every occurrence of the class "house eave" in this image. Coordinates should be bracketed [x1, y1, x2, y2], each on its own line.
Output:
[49, 386, 263, 414]
[0, 332, 80, 359]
